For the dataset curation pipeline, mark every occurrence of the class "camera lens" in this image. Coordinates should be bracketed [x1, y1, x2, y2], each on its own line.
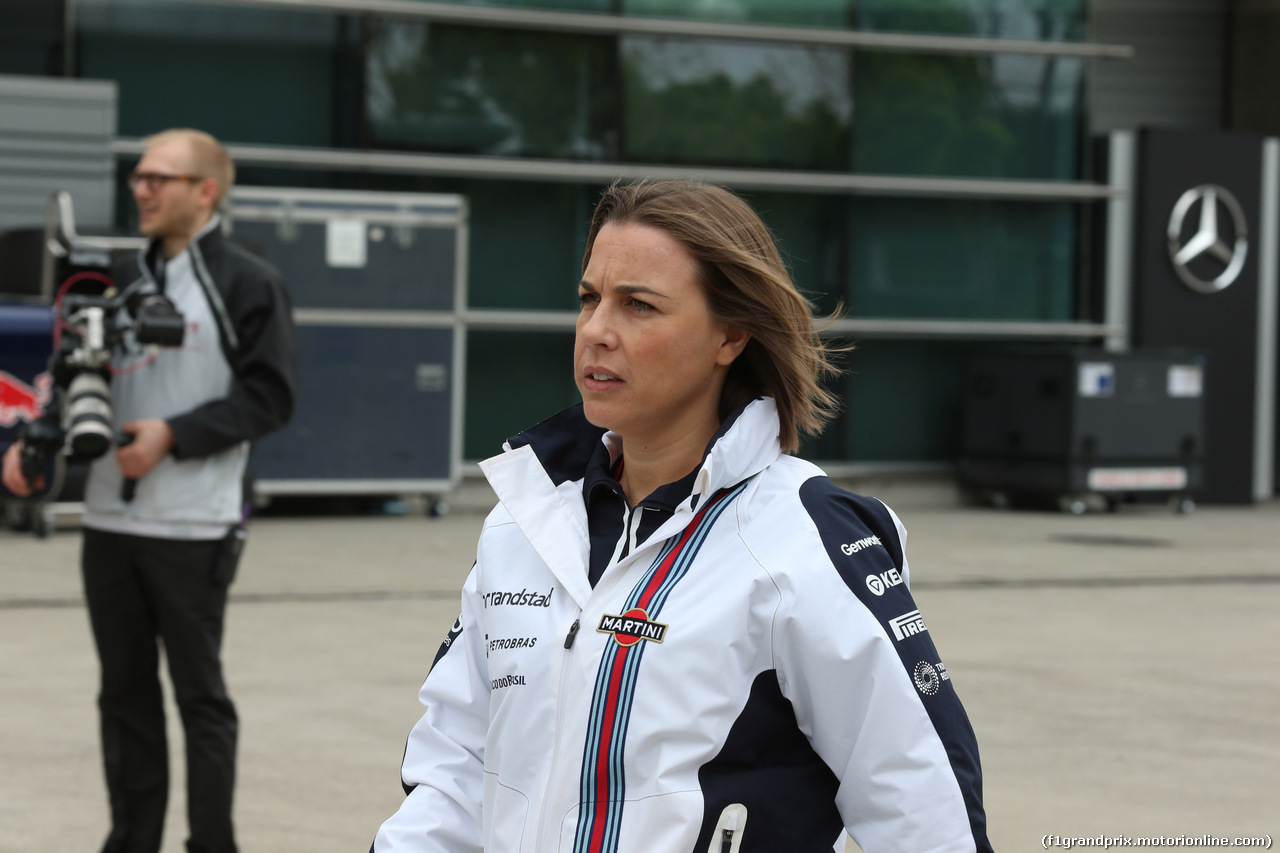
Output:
[64, 373, 114, 459]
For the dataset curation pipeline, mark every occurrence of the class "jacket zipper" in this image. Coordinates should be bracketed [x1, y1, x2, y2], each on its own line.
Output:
[709, 803, 748, 853]
[536, 609, 583, 850]
[622, 504, 640, 561]
[532, 507, 681, 849]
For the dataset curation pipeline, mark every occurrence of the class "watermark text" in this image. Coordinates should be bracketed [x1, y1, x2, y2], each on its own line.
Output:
[1043, 835, 1272, 850]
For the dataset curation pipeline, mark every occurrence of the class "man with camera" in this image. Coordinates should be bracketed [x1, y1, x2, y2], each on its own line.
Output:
[2, 128, 296, 853]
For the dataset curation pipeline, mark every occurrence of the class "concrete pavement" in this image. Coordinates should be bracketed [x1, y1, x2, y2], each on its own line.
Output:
[2, 482, 1277, 852]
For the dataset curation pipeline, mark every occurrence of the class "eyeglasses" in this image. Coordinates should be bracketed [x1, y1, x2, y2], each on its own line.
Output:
[128, 171, 205, 192]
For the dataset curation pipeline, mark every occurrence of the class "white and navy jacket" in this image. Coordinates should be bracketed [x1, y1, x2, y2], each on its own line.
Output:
[374, 398, 991, 853]
[82, 215, 296, 539]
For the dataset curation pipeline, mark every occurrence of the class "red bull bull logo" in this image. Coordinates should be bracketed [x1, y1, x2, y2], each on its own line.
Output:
[0, 371, 53, 428]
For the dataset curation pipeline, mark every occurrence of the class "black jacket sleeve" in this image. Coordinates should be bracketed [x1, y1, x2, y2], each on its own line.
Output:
[168, 243, 297, 459]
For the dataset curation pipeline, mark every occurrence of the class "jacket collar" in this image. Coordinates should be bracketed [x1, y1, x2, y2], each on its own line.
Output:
[479, 398, 782, 608]
[138, 213, 224, 284]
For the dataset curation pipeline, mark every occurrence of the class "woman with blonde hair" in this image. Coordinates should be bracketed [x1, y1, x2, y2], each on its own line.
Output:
[372, 180, 991, 853]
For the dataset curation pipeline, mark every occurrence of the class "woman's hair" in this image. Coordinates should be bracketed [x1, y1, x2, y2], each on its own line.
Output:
[142, 128, 235, 209]
[582, 179, 843, 454]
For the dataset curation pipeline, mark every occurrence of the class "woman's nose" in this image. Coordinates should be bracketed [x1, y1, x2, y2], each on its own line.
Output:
[578, 302, 617, 348]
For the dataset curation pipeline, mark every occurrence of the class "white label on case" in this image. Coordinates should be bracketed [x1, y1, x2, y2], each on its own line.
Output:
[326, 218, 367, 268]
[1167, 365, 1203, 397]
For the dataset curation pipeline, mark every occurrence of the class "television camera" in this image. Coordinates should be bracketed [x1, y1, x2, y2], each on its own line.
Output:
[18, 278, 185, 493]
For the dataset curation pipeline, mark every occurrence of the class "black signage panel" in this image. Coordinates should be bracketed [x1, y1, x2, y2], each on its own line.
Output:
[1131, 129, 1264, 503]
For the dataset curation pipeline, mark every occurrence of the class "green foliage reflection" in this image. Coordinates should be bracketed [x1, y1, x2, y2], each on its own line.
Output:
[622, 39, 851, 169]
[368, 21, 617, 159]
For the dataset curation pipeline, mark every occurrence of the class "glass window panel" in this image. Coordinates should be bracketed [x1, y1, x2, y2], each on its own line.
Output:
[810, 339, 975, 462]
[735, 190, 848, 315]
[846, 1, 1088, 180]
[845, 197, 1076, 320]
[77, 0, 340, 145]
[734, 192, 1078, 322]
[622, 37, 851, 169]
[76, 0, 337, 42]
[451, 180, 600, 311]
[367, 21, 619, 160]
[852, 51, 1083, 179]
[466, 331, 580, 459]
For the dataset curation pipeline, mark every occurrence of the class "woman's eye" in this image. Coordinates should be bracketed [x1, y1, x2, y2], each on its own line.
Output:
[629, 298, 654, 312]
[578, 292, 598, 307]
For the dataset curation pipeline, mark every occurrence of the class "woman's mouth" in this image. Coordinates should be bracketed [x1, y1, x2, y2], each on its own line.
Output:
[583, 370, 622, 391]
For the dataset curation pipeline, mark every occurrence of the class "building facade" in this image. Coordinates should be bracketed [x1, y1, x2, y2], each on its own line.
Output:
[2, 0, 1272, 469]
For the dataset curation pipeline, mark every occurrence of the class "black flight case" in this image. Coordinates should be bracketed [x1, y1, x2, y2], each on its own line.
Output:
[958, 347, 1205, 513]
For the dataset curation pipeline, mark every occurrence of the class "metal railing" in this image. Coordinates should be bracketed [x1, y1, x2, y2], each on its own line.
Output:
[113, 139, 1118, 203]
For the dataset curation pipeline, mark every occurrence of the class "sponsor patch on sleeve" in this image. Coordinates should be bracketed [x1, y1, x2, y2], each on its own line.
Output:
[912, 660, 951, 696]
[431, 614, 465, 670]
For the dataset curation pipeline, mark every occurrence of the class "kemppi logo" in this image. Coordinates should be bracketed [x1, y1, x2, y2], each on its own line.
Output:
[0, 371, 52, 428]
[865, 567, 904, 596]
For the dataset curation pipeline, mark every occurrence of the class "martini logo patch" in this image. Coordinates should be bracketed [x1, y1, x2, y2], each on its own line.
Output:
[597, 609, 667, 647]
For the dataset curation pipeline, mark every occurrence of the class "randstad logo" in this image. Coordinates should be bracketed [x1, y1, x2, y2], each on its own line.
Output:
[841, 535, 881, 556]
[865, 567, 904, 596]
[481, 588, 554, 608]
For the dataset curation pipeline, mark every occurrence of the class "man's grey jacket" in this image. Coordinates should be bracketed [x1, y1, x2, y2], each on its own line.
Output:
[83, 215, 296, 539]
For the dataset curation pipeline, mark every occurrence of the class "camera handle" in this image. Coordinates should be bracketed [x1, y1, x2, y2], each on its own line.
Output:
[115, 432, 137, 502]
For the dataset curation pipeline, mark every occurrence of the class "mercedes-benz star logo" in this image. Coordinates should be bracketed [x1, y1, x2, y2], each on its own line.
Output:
[1166, 184, 1248, 294]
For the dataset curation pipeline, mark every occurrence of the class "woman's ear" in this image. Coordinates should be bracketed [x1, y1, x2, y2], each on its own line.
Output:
[716, 325, 751, 367]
